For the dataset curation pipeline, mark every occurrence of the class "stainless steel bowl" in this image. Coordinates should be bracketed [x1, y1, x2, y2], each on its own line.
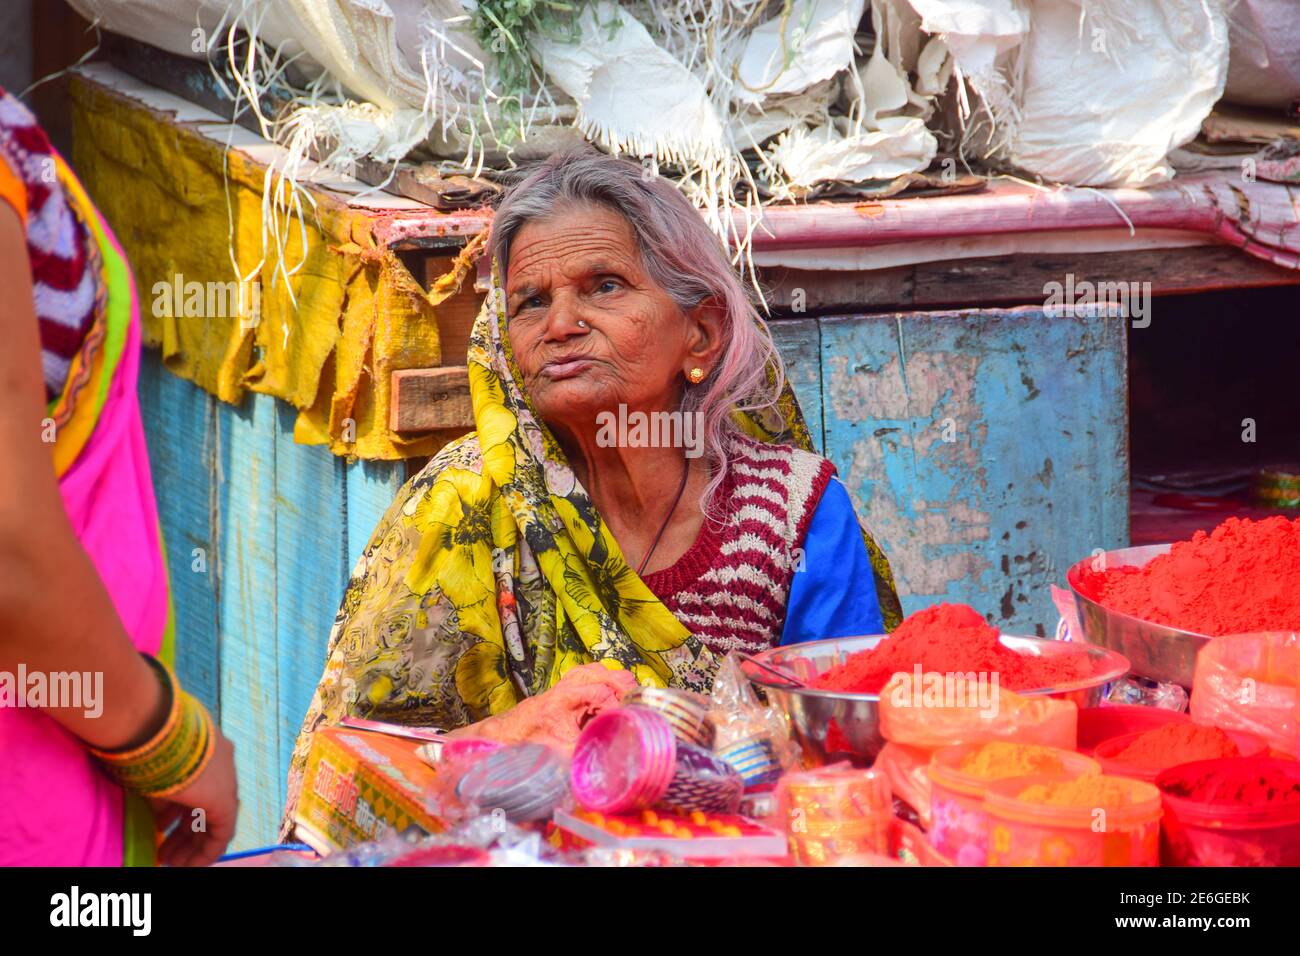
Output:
[1065, 544, 1213, 688]
[742, 634, 1129, 767]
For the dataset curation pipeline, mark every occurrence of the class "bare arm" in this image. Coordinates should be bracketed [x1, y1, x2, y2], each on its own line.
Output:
[0, 203, 167, 750]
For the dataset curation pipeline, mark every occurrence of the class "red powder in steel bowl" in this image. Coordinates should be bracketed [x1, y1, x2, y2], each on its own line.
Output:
[811, 603, 1094, 694]
[1108, 722, 1240, 770]
[1079, 516, 1300, 636]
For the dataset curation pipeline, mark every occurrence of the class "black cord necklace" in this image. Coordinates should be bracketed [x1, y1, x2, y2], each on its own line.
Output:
[636, 456, 691, 576]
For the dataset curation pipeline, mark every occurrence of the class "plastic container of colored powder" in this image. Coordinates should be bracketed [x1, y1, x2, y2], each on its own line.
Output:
[1076, 705, 1188, 754]
[1155, 757, 1300, 866]
[1093, 723, 1266, 783]
[928, 742, 1100, 867]
[985, 774, 1162, 866]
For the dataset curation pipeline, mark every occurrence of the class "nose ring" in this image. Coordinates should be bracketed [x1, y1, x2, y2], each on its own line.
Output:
[577, 319, 588, 329]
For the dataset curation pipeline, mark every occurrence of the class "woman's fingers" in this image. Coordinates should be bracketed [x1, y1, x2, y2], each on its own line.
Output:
[148, 731, 239, 865]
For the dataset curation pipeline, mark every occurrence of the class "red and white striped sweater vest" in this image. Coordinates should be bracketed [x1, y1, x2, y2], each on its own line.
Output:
[0, 89, 97, 402]
[642, 432, 836, 658]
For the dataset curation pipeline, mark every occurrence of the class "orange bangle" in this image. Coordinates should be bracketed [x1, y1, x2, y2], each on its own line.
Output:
[89, 656, 216, 796]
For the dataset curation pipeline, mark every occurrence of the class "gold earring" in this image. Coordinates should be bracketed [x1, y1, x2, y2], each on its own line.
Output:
[688, 367, 705, 383]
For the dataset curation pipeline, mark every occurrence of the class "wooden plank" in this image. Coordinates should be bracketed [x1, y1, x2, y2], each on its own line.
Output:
[273, 404, 348, 819]
[390, 367, 474, 432]
[762, 265, 914, 315]
[760, 245, 1300, 316]
[346, 459, 407, 572]
[1202, 104, 1300, 145]
[767, 318, 824, 454]
[421, 253, 486, 366]
[215, 392, 280, 850]
[820, 307, 1128, 636]
[138, 350, 222, 714]
[909, 245, 1300, 310]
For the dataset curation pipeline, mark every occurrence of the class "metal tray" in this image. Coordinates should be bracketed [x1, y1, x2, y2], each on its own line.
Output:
[742, 634, 1129, 767]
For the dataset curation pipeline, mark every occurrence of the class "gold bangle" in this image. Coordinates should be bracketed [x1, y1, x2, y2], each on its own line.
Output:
[90, 656, 217, 797]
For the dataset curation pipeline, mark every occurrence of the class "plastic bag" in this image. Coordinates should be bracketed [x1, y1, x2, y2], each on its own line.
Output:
[454, 743, 572, 825]
[1191, 632, 1300, 757]
[421, 740, 571, 826]
[878, 672, 1077, 750]
[708, 653, 800, 785]
[1103, 675, 1189, 712]
[305, 815, 564, 867]
[1224, 0, 1300, 108]
[873, 742, 933, 828]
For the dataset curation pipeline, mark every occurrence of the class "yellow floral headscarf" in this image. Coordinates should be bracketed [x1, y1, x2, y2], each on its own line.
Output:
[282, 251, 900, 831]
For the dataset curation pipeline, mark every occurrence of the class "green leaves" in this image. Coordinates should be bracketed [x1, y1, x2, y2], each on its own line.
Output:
[471, 0, 587, 140]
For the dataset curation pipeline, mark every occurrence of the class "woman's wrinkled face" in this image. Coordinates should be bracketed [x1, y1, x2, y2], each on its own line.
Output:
[505, 202, 710, 436]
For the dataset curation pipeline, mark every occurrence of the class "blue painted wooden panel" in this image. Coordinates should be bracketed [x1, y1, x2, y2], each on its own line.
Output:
[215, 392, 281, 849]
[820, 308, 1128, 636]
[273, 404, 349, 824]
[345, 458, 406, 572]
[770, 318, 824, 453]
[138, 351, 221, 714]
[140, 353, 413, 849]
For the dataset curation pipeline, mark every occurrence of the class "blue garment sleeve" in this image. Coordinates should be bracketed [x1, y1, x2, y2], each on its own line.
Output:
[780, 478, 885, 646]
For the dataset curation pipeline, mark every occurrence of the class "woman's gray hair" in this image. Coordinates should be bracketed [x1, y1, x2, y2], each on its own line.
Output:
[489, 146, 786, 514]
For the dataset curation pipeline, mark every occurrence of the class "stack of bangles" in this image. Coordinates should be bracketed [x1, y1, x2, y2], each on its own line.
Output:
[87, 654, 217, 797]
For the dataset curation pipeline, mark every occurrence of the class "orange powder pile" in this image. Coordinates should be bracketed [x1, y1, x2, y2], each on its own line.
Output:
[1109, 723, 1240, 770]
[1018, 775, 1144, 808]
[958, 742, 1067, 780]
[812, 603, 1094, 694]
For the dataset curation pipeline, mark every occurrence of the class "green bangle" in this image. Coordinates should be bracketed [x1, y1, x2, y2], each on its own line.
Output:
[90, 655, 216, 797]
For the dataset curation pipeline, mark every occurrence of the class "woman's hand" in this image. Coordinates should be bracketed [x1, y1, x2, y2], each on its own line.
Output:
[147, 730, 238, 867]
[447, 662, 639, 753]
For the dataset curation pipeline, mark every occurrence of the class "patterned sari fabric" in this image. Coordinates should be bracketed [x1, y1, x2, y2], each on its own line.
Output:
[0, 90, 173, 866]
[282, 259, 900, 830]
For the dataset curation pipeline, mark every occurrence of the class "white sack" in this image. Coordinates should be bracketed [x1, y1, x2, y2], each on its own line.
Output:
[532, 2, 727, 164]
[1223, 0, 1300, 108]
[771, 115, 937, 189]
[734, 0, 866, 105]
[910, 0, 1229, 188]
[65, 0, 233, 59]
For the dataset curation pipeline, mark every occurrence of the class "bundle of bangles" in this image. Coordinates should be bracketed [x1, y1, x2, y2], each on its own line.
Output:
[88, 654, 217, 796]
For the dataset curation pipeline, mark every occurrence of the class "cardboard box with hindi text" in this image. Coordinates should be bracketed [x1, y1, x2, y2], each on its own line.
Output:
[293, 725, 447, 854]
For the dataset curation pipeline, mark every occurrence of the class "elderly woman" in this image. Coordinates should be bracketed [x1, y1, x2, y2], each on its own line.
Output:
[283, 148, 900, 824]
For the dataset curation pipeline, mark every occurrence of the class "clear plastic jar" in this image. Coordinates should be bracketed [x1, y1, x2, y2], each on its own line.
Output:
[985, 774, 1162, 866]
[928, 743, 1100, 866]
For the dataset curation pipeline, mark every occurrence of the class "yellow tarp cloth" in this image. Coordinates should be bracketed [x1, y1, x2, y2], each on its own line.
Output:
[68, 74, 477, 460]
